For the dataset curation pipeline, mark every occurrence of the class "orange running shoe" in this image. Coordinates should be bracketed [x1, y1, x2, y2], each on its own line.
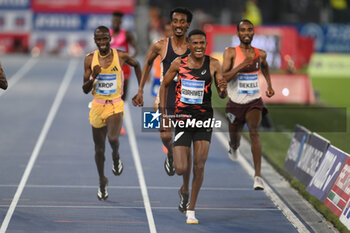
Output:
[120, 126, 126, 135]
[162, 145, 168, 154]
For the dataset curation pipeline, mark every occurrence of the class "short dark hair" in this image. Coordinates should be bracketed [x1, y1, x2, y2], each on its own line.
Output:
[113, 11, 124, 17]
[94, 26, 110, 35]
[188, 29, 206, 40]
[237, 19, 254, 31]
[170, 7, 193, 23]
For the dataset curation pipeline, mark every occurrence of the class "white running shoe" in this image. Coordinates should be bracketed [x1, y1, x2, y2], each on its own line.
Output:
[97, 177, 109, 200]
[186, 210, 199, 224]
[112, 159, 123, 176]
[253, 176, 264, 190]
[228, 148, 240, 161]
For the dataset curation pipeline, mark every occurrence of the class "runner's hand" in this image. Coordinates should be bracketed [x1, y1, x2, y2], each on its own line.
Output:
[266, 86, 275, 98]
[217, 78, 227, 91]
[92, 65, 101, 79]
[241, 56, 254, 69]
[132, 92, 144, 106]
[160, 115, 168, 132]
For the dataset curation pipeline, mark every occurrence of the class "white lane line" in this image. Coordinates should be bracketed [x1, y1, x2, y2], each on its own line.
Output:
[0, 184, 251, 191]
[0, 57, 38, 97]
[0, 59, 79, 233]
[0, 205, 280, 211]
[214, 132, 310, 233]
[124, 103, 157, 233]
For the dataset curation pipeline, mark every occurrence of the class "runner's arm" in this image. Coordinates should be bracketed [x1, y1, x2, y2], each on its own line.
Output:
[121, 51, 142, 85]
[211, 58, 227, 98]
[222, 47, 254, 82]
[0, 63, 8, 90]
[260, 50, 274, 98]
[82, 54, 100, 94]
[126, 30, 138, 57]
[132, 40, 164, 106]
[159, 57, 180, 117]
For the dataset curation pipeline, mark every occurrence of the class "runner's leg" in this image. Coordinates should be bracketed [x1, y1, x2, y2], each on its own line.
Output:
[188, 140, 210, 211]
[245, 108, 262, 177]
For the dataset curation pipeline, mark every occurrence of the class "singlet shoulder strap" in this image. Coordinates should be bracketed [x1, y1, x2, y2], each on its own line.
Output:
[161, 37, 170, 62]
[253, 47, 260, 59]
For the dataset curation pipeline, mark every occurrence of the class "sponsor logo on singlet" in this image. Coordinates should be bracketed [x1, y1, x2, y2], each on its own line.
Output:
[95, 74, 117, 95]
[180, 79, 205, 104]
[237, 73, 259, 95]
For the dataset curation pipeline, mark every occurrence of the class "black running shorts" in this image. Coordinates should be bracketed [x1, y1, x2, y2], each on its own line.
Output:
[173, 126, 212, 147]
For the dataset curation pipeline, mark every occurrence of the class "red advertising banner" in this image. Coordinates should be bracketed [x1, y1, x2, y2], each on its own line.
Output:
[32, 0, 135, 13]
[324, 157, 350, 216]
[0, 34, 29, 53]
[259, 74, 315, 104]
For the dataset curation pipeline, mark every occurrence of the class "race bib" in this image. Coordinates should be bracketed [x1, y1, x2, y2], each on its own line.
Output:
[95, 74, 117, 95]
[180, 79, 205, 104]
[237, 73, 259, 95]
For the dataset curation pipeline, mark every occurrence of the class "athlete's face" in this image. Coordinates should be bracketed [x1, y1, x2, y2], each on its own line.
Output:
[188, 34, 207, 59]
[112, 16, 122, 30]
[94, 30, 111, 53]
[237, 22, 254, 45]
[171, 12, 190, 38]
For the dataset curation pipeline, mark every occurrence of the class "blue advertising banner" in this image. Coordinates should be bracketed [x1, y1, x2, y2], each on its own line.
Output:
[299, 23, 350, 53]
[0, 10, 31, 32]
[284, 125, 311, 174]
[33, 13, 134, 31]
[307, 146, 349, 202]
[0, 0, 30, 9]
[294, 133, 330, 186]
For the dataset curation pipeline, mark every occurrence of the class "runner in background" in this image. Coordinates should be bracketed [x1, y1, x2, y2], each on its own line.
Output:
[0, 63, 8, 90]
[222, 19, 274, 190]
[132, 8, 193, 177]
[110, 11, 138, 135]
[151, 23, 172, 109]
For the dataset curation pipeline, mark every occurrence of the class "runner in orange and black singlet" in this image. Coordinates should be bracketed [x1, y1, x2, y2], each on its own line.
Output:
[174, 54, 214, 145]
[175, 55, 213, 124]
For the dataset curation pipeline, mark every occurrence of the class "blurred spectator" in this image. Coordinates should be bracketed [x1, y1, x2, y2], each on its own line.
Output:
[243, 0, 262, 26]
[148, 7, 163, 44]
[331, 0, 350, 22]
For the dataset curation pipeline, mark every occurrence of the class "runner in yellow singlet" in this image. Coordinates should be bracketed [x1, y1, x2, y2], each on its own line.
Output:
[82, 26, 141, 200]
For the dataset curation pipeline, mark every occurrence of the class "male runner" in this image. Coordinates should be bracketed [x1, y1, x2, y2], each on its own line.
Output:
[0, 63, 8, 90]
[222, 19, 274, 190]
[159, 29, 227, 224]
[151, 23, 172, 109]
[110, 11, 138, 101]
[132, 8, 193, 176]
[82, 26, 141, 200]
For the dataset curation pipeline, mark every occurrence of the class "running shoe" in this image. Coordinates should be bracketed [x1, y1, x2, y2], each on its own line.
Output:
[120, 126, 126, 135]
[178, 187, 189, 213]
[97, 177, 109, 201]
[253, 176, 264, 190]
[228, 148, 240, 161]
[164, 156, 175, 176]
[162, 145, 168, 154]
[112, 159, 123, 176]
[186, 210, 198, 224]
